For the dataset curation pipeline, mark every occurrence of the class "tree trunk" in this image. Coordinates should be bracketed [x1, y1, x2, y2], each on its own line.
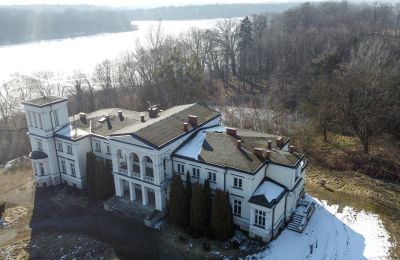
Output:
[362, 139, 369, 154]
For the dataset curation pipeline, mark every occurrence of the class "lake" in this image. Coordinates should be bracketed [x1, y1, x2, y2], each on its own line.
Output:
[0, 19, 230, 81]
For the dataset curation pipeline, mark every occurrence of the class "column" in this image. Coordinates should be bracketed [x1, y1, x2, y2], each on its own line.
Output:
[127, 154, 132, 176]
[140, 159, 145, 180]
[155, 189, 162, 210]
[112, 153, 118, 173]
[129, 182, 136, 201]
[141, 185, 148, 206]
[114, 176, 122, 196]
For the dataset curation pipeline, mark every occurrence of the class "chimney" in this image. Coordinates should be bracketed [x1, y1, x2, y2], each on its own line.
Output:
[140, 114, 145, 123]
[265, 151, 271, 159]
[148, 107, 159, 118]
[79, 112, 87, 124]
[118, 110, 124, 121]
[276, 136, 284, 148]
[289, 145, 295, 154]
[267, 140, 272, 149]
[237, 140, 242, 149]
[253, 148, 264, 157]
[226, 127, 237, 136]
[183, 122, 189, 131]
[188, 115, 198, 126]
[105, 115, 112, 130]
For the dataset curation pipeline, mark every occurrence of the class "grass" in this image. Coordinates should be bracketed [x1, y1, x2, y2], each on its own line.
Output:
[305, 165, 400, 259]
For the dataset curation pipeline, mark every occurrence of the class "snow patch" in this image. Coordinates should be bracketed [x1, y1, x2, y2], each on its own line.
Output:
[249, 196, 393, 260]
[253, 181, 285, 202]
[176, 125, 226, 159]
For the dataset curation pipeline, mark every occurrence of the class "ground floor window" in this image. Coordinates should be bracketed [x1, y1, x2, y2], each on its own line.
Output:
[254, 209, 266, 228]
[233, 199, 242, 216]
[70, 163, 76, 177]
[61, 160, 66, 173]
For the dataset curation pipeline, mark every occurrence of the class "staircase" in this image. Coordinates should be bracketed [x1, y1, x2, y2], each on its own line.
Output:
[109, 197, 154, 223]
[287, 213, 305, 233]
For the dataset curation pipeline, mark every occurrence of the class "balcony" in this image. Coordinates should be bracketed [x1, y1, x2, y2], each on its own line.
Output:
[144, 175, 154, 183]
[132, 171, 141, 179]
[118, 167, 128, 175]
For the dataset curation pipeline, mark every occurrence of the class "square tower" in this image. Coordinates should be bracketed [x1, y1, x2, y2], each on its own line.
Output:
[22, 96, 69, 187]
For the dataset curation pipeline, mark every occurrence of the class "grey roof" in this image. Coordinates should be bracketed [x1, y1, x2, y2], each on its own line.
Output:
[29, 151, 48, 160]
[248, 178, 287, 208]
[196, 129, 301, 173]
[22, 96, 68, 107]
[70, 104, 220, 148]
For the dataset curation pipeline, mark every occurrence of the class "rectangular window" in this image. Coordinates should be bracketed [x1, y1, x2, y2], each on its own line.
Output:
[233, 177, 243, 189]
[67, 145, 73, 155]
[32, 112, 37, 127]
[192, 168, 200, 178]
[95, 142, 101, 152]
[208, 172, 216, 182]
[57, 142, 63, 152]
[106, 145, 111, 154]
[177, 164, 185, 174]
[254, 210, 266, 228]
[39, 162, 45, 176]
[36, 139, 43, 151]
[33, 163, 38, 175]
[234, 200, 242, 216]
[27, 112, 33, 127]
[70, 163, 76, 177]
[61, 160, 66, 172]
[54, 110, 59, 127]
[38, 114, 43, 129]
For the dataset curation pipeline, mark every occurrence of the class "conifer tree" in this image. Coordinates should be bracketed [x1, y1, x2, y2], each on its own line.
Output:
[186, 171, 192, 199]
[95, 159, 106, 200]
[203, 178, 212, 228]
[190, 183, 205, 234]
[85, 152, 97, 199]
[211, 189, 233, 240]
[168, 174, 189, 226]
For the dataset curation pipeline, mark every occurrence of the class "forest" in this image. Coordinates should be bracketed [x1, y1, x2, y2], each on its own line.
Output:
[0, 6, 133, 45]
[1, 2, 399, 181]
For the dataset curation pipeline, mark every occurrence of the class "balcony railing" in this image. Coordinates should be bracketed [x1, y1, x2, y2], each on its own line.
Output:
[118, 168, 128, 175]
[132, 172, 141, 179]
[144, 175, 154, 183]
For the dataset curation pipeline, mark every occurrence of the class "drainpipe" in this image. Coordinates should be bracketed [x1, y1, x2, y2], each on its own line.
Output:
[271, 205, 276, 239]
[49, 104, 62, 185]
[284, 193, 288, 224]
[223, 166, 228, 191]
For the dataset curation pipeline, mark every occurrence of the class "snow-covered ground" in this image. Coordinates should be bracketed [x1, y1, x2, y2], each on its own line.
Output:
[251, 197, 392, 260]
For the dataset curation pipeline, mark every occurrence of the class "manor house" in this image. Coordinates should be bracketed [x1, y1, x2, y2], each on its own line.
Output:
[22, 96, 311, 242]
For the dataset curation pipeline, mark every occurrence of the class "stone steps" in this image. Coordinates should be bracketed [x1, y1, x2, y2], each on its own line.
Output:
[287, 213, 305, 233]
[110, 199, 153, 223]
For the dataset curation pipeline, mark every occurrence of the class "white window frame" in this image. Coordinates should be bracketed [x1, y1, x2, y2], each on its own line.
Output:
[67, 145, 73, 155]
[254, 209, 266, 228]
[95, 142, 101, 152]
[233, 199, 242, 216]
[61, 160, 66, 172]
[106, 145, 111, 154]
[57, 142, 63, 152]
[192, 167, 200, 178]
[39, 162, 45, 176]
[70, 163, 76, 177]
[233, 177, 243, 189]
[208, 172, 216, 182]
[36, 139, 43, 151]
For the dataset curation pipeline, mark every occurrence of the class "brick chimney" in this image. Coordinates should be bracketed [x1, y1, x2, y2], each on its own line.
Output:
[253, 148, 264, 157]
[265, 151, 271, 159]
[105, 115, 112, 130]
[227, 127, 237, 136]
[140, 114, 145, 122]
[118, 110, 124, 121]
[289, 145, 295, 153]
[183, 122, 189, 131]
[79, 112, 87, 124]
[188, 115, 198, 126]
[276, 136, 284, 148]
[267, 140, 272, 149]
[237, 140, 242, 149]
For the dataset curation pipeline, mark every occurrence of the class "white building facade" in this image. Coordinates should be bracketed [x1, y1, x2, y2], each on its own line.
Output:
[23, 96, 308, 242]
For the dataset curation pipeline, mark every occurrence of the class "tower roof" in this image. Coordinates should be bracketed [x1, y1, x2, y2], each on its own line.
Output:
[22, 96, 68, 107]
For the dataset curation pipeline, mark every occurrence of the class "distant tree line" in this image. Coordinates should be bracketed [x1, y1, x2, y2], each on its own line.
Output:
[0, 6, 133, 45]
[121, 3, 296, 21]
